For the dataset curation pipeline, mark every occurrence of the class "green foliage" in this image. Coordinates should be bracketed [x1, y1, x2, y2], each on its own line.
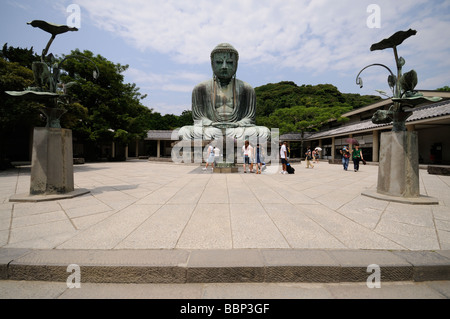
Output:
[258, 105, 350, 136]
[255, 81, 381, 117]
[57, 49, 155, 148]
[0, 43, 40, 69]
[0, 54, 44, 165]
[437, 86, 450, 92]
[0, 57, 42, 131]
[176, 110, 193, 127]
[254, 81, 380, 134]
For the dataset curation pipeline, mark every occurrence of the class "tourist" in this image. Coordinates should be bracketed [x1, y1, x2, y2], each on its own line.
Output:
[312, 149, 317, 163]
[340, 145, 350, 171]
[314, 148, 320, 163]
[352, 144, 364, 172]
[305, 148, 314, 169]
[242, 140, 252, 173]
[203, 143, 215, 171]
[249, 142, 255, 173]
[280, 141, 288, 174]
[255, 143, 262, 174]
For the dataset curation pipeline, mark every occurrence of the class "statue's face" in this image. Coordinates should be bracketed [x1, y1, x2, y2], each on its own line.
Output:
[212, 52, 238, 80]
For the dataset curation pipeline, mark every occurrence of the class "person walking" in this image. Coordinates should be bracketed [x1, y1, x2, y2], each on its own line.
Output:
[340, 145, 350, 171]
[352, 144, 364, 172]
[314, 148, 320, 163]
[305, 148, 314, 169]
[203, 143, 215, 171]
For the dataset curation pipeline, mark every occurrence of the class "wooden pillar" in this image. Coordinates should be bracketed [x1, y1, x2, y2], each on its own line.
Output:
[373, 130, 379, 162]
[112, 141, 115, 158]
[331, 137, 335, 161]
[157, 140, 161, 158]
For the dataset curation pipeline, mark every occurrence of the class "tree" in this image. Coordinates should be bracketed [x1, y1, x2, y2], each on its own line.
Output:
[0, 43, 40, 69]
[57, 49, 157, 160]
[177, 110, 193, 127]
[254, 81, 381, 118]
[0, 55, 43, 167]
[437, 86, 450, 92]
[257, 104, 350, 156]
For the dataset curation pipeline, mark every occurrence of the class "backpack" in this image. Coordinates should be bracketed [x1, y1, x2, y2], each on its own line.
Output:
[286, 163, 295, 174]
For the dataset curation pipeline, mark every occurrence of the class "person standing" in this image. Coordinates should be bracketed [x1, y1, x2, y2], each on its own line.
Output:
[340, 145, 350, 171]
[242, 140, 252, 173]
[255, 143, 262, 174]
[352, 144, 364, 172]
[280, 141, 288, 174]
[249, 142, 255, 173]
[305, 148, 314, 169]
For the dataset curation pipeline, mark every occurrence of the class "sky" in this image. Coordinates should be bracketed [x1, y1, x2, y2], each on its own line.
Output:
[1, 0, 450, 115]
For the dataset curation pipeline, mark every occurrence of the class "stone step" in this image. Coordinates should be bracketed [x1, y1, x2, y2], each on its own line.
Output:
[2, 248, 450, 284]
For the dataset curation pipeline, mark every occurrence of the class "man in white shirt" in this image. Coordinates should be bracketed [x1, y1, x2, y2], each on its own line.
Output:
[280, 141, 287, 174]
[242, 140, 254, 173]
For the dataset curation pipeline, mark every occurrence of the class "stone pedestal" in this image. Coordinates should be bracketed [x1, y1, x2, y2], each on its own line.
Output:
[377, 131, 419, 198]
[10, 127, 89, 202]
[30, 127, 74, 194]
[362, 131, 438, 205]
[213, 166, 239, 174]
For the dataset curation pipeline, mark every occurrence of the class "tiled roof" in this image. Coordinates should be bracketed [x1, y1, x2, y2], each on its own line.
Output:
[146, 130, 177, 140]
[304, 99, 450, 140]
[280, 132, 315, 141]
[407, 98, 450, 122]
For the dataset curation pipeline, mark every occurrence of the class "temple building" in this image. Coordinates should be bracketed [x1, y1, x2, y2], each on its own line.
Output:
[281, 90, 450, 165]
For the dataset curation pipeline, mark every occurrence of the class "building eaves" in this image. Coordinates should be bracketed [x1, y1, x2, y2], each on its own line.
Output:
[305, 99, 450, 140]
[146, 130, 176, 140]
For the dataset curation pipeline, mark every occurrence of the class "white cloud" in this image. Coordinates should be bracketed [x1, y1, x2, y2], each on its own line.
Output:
[75, 1, 448, 66]
[125, 67, 207, 92]
[73, 0, 450, 104]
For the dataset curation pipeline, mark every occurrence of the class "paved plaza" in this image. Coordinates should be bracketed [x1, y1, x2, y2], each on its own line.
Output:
[1, 159, 450, 298]
[1, 160, 449, 251]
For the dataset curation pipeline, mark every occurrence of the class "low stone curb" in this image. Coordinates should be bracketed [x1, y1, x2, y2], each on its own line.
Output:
[1, 248, 450, 284]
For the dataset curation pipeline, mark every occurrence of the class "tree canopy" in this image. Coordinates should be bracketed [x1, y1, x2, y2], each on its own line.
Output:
[0, 49, 43, 167]
[57, 49, 155, 146]
[437, 86, 450, 92]
[254, 82, 380, 135]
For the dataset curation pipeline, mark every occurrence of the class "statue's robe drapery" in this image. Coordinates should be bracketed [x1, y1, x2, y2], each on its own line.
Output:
[178, 78, 270, 140]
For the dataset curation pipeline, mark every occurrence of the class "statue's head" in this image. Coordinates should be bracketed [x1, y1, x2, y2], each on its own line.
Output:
[210, 43, 239, 81]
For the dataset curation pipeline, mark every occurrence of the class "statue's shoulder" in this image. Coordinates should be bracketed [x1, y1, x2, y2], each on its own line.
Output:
[236, 79, 255, 93]
[193, 80, 212, 90]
